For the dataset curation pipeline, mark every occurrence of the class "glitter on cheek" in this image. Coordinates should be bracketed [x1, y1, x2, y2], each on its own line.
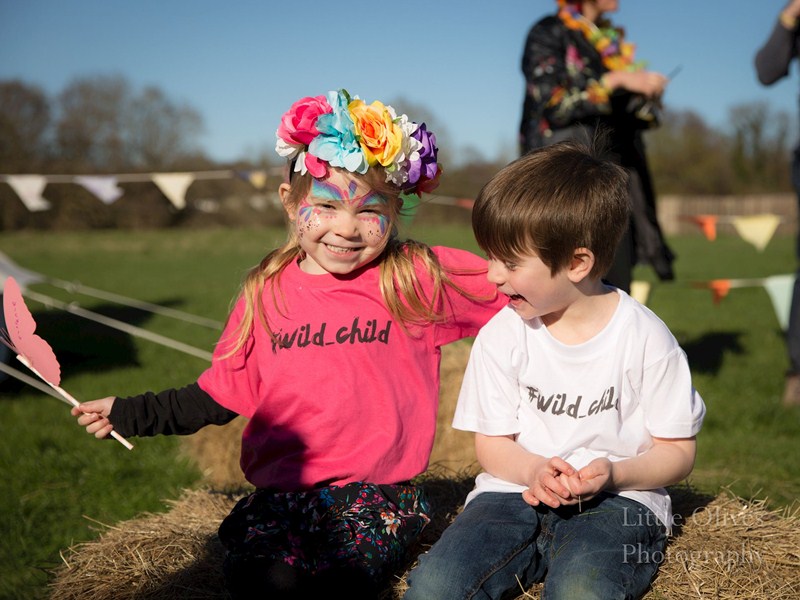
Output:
[361, 214, 390, 242]
[296, 202, 323, 238]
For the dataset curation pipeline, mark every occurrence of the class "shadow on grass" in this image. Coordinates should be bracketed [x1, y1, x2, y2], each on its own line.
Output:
[681, 331, 746, 375]
[1, 299, 197, 392]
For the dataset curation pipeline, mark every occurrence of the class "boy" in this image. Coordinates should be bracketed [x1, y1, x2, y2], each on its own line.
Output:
[404, 141, 705, 600]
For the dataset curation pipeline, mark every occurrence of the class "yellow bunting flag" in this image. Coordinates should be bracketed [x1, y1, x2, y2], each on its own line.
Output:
[246, 170, 267, 190]
[151, 173, 195, 210]
[730, 214, 781, 252]
[629, 280, 651, 305]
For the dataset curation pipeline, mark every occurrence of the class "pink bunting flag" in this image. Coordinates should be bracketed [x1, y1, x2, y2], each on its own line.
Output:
[2, 276, 133, 450]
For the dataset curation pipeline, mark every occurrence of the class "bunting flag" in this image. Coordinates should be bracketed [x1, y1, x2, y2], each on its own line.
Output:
[731, 214, 782, 252]
[237, 169, 268, 190]
[2, 168, 285, 212]
[629, 280, 651, 305]
[682, 213, 783, 251]
[4, 175, 51, 211]
[2, 170, 473, 213]
[681, 214, 718, 241]
[763, 274, 796, 331]
[692, 273, 796, 329]
[74, 175, 125, 205]
[151, 172, 195, 210]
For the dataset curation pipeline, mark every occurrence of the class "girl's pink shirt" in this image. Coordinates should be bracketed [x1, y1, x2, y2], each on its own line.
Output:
[198, 246, 505, 491]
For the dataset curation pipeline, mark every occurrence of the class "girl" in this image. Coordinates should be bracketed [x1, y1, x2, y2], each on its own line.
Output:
[72, 89, 505, 599]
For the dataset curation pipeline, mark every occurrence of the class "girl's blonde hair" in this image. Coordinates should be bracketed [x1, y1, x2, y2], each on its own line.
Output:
[223, 166, 483, 355]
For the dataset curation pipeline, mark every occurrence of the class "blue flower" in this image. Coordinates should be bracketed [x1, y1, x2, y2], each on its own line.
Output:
[309, 90, 368, 174]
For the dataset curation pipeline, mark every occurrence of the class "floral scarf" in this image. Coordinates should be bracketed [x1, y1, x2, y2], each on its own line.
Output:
[556, 0, 643, 72]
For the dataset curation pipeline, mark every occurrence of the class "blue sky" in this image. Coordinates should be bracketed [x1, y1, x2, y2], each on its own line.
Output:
[0, 0, 797, 166]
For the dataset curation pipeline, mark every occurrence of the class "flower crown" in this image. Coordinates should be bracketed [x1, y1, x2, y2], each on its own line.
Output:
[275, 89, 441, 196]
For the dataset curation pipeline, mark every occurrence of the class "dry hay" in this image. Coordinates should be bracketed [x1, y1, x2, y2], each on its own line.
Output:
[48, 340, 800, 598]
[49, 478, 800, 600]
[50, 488, 238, 600]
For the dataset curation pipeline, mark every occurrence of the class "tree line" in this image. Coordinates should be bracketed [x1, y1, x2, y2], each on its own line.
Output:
[1, 75, 794, 199]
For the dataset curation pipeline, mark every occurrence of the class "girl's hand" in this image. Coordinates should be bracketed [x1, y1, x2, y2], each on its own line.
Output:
[521, 456, 578, 508]
[71, 396, 116, 439]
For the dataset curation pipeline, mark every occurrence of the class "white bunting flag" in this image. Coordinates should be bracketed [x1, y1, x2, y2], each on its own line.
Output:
[74, 176, 124, 205]
[763, 273, 796, 331]
[5, 175, 51, 211]
[151, 173, 195, 210]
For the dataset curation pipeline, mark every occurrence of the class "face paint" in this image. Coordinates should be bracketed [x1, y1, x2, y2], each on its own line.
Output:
[292, 172, 394, 275]
[308, 179, 391, 241]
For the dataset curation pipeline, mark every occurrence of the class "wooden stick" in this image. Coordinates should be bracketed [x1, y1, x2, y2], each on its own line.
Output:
[16, 355, 134, 451]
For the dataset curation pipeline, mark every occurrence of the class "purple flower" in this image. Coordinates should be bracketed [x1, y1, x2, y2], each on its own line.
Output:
[407, 123, 439, 185]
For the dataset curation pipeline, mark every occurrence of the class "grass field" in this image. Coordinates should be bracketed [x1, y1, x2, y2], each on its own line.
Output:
[1, 222, 799, 599]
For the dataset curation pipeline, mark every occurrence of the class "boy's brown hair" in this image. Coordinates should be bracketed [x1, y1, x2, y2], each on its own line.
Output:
[472, 140, 630, 278]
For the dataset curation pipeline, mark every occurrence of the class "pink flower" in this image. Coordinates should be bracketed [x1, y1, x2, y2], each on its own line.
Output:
[276, 95, 332, 148]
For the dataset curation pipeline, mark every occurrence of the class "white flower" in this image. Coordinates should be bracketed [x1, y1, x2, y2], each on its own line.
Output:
[275, 131, 300, 159]
[384, 115, 422, 186]
[294, 151, 309, 175]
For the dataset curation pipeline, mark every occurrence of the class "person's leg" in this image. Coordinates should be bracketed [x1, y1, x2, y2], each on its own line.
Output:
[784, 150, 800, 405]
[223, 553, 310, 600]
[311, 482, 430, 598]
[404, 492, 545, 600]
[539, 494, 667, 600]
[784, 267, 800, 405]
[603, 222, 633, 293]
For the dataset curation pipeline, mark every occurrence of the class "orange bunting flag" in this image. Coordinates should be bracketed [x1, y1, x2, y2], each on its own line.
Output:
[708, 279, 732, 304]
[692, 279, 732, 304]
[682, 214, 718, 241]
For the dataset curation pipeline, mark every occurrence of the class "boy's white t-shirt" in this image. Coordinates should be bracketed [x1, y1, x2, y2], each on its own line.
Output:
[453, 289, 706, 530]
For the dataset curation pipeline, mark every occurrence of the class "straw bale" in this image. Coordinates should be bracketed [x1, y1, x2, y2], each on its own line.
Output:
[50, 488, 238, 600]
[48, 341, 800, 598]
[49, 479, 799, 599]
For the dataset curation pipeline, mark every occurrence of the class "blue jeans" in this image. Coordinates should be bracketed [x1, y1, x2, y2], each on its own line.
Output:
[404, 491, 667, 600]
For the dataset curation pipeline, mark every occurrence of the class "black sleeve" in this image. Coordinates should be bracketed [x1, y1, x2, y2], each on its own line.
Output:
[755, 20, 799, 85]
[108, 382, 238, 437]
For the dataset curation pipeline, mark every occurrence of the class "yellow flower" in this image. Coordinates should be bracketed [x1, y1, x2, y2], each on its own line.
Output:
[349, 99, 403, 167]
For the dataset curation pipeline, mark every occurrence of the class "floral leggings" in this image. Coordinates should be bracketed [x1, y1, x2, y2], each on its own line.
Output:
[219, 482, 430, 596]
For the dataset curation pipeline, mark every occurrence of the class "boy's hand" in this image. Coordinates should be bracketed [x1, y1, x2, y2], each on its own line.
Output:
[71, 396, 116, 439]
[521, 456, 578, 508]
[574, 457, 614, 500]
